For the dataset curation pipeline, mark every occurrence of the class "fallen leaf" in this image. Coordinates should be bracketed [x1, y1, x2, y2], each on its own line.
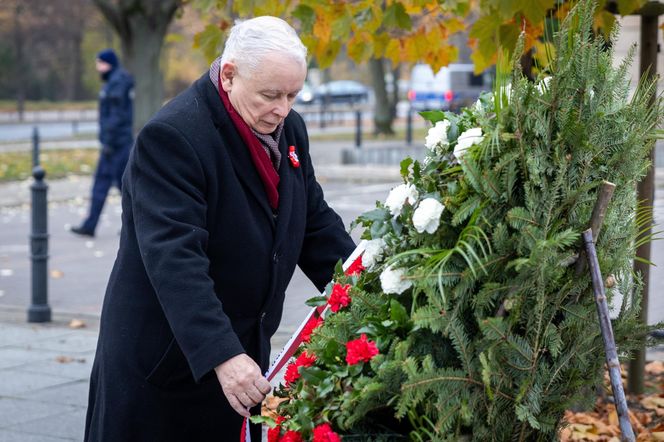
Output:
[640, 395, 664, 411]
[50, 269, 64, 279]
[56, 356, 74, 363]
[69, 319, 86, 329]
[646, 361, 664, 376]
[653, 433, 664, 441]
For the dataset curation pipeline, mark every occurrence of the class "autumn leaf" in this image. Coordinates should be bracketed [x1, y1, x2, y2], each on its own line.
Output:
[383, 2, 412, 30]
[69, 318, 86, 329]
[617, 0, 646, 15]
[646, 361, 664, 376]
[521, 0, 556, 24]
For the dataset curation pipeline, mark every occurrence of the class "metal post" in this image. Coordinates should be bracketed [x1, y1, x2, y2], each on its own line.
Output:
[28, 127, 51, 323]
[406, 107, 413, 146]
[320, 99, 327, 129]
[31, 126, 39, 167]
[355, 110, 362, 149]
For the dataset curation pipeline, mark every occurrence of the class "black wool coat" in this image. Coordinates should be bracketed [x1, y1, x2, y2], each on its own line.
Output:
[84, 72, 355, 441]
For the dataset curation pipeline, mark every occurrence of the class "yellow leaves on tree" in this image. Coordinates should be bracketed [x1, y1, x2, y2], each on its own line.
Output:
[191, 0, 651, 77]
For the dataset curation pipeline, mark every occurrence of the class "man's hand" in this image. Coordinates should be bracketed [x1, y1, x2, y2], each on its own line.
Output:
[214, 354, 272, 417]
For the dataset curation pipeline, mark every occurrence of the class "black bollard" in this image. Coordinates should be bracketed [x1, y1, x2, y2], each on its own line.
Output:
[28, 127, 51, 323]
[355, 110, 362, 149]
[406, 107, 413, 146]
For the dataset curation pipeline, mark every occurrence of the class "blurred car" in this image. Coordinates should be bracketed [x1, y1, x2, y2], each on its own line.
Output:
[315, 80, 370, 105]
[407, 63, 493, 111]
[295, 82, 315, 105]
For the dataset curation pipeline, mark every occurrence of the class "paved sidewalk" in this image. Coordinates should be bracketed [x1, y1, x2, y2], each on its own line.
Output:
[0, 308, 98, 441]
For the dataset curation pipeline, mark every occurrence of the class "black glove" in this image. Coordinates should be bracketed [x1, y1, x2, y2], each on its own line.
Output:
[101, 145, 115, 157]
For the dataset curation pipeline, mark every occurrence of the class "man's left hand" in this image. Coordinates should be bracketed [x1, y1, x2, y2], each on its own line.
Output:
[214, 354, 272, 417]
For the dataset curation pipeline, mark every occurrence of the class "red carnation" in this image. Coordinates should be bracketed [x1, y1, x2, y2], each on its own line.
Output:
[312, 423, 341, 442]
[302, 316, 323, 343]
[267, 416, 285, 442]
[345, 256, 365, 276]
[280, 430, 303, 442]
[328, 283, 351, 313]
[345, 333, 379, 365]
[284, 351, 316, 386]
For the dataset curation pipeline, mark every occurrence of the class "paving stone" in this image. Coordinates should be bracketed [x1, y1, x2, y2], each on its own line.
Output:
[16, 351, 94, 381]
[21, 380, 89, 408]
[26, 333, 98, 355]
[0, 324, 73, 348]
[0, 347, 65, 370]
[5, 407, 86, 441]
[0, 368, 71, 397]
[0, 429, 73, 442]
[0, 397, 76, 429]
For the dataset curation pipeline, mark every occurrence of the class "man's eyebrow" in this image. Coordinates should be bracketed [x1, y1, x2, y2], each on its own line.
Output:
[258, 88, 301, 95]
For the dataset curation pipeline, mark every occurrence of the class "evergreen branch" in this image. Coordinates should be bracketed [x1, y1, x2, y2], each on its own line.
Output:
[402, 375, 514, 401]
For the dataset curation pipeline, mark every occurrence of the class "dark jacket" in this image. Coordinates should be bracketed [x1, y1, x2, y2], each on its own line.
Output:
[98, 66, 134, 150]
[84, 72, 355, 441]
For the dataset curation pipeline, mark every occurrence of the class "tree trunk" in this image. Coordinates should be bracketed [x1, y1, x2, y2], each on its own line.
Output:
[92, 0, 181, 133]
[390, 63, 401, 121]
[67, 0, 86, 101]
[121, 25, 168, 133]
[628, 10, 659, 396]
[369, 57, 394, 135]
[71, 31, 84, 100]
[13, 2, 25, 120]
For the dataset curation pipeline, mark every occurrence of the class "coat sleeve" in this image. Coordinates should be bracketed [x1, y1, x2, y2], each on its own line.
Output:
[295, 118, 356, 291]
[129, 120, 246, 382]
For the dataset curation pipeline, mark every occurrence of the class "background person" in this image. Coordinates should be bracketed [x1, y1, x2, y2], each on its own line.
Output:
[71, 48, 134, 237]
[84, 17, 355, 441]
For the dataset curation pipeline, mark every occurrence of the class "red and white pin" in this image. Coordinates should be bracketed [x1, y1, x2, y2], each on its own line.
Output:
[288, 145, 300, 168]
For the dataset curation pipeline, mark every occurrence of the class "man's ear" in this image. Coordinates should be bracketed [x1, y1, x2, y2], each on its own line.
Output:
[220, 62, 236, 92]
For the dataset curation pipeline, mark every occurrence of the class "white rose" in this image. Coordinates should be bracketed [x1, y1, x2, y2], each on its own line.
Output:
[362, 238, 386, 269]
[385, 183, 419, 216]
[380, 265, 412, 295]
[424, 120, 451, 153]
[412, 198, 445, 234]
[454, 127, 484, 160]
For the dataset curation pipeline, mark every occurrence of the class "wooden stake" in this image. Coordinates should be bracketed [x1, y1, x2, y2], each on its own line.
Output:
[583, 229, 635, 442]
[575, 181, 616, 275]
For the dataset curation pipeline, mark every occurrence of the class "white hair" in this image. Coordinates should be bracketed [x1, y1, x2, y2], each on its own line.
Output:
[220, 16, 307, 77]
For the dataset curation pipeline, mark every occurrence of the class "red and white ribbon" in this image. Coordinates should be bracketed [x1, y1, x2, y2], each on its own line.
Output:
[242, 241, 366, 441]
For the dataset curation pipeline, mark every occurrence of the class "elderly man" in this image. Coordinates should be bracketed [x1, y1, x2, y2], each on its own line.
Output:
[84, 17, 355, 441]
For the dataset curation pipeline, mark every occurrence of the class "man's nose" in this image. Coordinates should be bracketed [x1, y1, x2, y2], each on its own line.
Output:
[273, 97, 290, 118]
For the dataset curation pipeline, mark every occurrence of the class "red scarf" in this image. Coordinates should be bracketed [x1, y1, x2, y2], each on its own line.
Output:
[218, 77, 279, 210]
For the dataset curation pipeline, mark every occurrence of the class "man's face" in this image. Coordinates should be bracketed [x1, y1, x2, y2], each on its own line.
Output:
[220, 53, 306, 134]
[95, 59, 112, 74]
